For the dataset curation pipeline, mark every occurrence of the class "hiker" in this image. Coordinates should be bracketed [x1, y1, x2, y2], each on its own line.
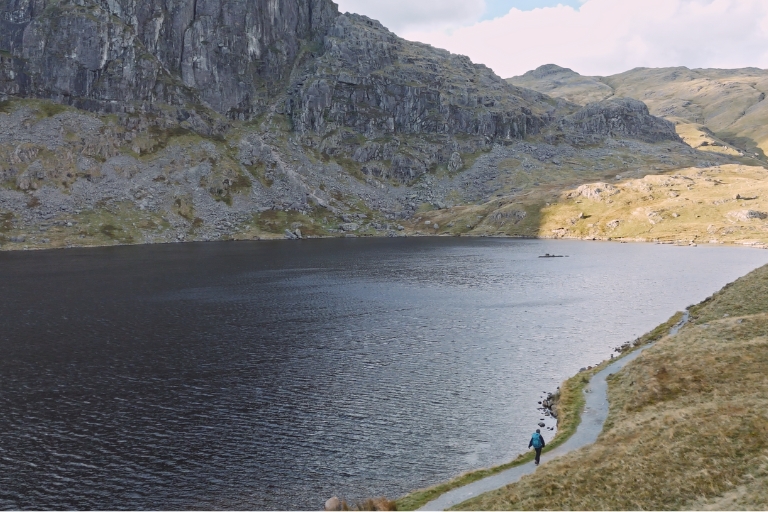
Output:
[529, 429, 546, 465]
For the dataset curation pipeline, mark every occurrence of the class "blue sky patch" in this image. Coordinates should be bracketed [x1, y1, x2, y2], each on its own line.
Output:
[481, 0, 583, 21]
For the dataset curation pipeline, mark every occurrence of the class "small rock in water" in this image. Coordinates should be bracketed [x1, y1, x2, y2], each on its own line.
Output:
[538, 422, 546, 428]
[325, 497, 342, 511]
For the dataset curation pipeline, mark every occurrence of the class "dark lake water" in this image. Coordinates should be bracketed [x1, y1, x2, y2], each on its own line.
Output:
[1, 238, 766, 510]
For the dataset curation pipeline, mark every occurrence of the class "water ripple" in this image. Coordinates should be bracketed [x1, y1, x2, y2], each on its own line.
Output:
[0, 238, 766, 510]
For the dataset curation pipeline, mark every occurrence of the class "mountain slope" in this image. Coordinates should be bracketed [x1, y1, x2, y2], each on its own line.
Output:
[0, 2, 735, 250]
[508, 65, 768, 162]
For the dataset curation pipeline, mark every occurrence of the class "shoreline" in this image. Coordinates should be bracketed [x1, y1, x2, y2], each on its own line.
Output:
[3, 231, 768, 253]
[395, 311, 689, 511]
[452, 263, 768, 510]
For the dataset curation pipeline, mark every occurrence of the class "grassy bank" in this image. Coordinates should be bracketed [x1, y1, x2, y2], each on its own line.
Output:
[395, 312, 686, 511]
[454, 264, 768, 510]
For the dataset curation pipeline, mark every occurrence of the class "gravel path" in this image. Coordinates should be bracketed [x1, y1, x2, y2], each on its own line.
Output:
[418, 312, 689, 511]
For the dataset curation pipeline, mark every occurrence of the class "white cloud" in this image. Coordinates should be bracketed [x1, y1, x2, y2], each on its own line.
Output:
[393, 0, 768, 77]
[334, 0, 486, 34]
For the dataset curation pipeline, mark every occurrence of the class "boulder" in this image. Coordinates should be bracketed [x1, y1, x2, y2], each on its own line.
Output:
[570, 183, 619, 202]
[728, 210, 767, 221]
[448, 152, 463, 172]
[325, 497, 342, 511]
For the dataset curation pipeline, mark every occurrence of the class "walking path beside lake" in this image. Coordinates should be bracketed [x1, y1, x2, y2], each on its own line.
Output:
[418, 313, 689, 511]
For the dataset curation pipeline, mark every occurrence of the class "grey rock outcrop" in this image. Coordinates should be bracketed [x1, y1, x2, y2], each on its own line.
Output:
[569, 182, 620, 202]
[289, 13, 551, 140]
[728, 209, 768, 221]
[1, 0, 338, 117]
[561, 98, 680, 144]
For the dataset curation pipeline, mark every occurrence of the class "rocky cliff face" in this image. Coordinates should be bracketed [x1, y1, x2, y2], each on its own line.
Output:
[1, 0, 338, 117]
[282, 13, 563, 182]
[290, 14, 551, 139]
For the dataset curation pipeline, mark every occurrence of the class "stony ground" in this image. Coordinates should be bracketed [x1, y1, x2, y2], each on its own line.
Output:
[1, 98, 736, 252]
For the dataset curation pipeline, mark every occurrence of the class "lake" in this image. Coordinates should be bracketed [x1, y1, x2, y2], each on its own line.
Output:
[1, 238, 766, 510]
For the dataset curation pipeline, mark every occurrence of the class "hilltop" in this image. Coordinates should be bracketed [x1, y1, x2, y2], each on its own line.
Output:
[508, 64, 768, 163]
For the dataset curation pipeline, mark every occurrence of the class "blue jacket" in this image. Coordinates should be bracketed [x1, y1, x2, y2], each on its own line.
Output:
[528, 432, 545, 449]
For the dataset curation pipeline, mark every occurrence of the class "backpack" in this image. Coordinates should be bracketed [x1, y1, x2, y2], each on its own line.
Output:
[532, 432, 543, 449]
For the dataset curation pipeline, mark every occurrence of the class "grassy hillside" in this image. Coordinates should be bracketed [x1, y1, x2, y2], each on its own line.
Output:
[455, 263, 768, 510]
[508, 65, 768, 164]
[408, 163, 768, 247]
[538, 164, 768, 246]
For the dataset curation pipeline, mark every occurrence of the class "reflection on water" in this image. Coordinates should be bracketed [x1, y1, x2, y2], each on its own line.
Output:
[0, 238, 765, 510]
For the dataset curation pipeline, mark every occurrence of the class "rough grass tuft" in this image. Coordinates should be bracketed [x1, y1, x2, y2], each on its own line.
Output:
[343, 497, 398, 511]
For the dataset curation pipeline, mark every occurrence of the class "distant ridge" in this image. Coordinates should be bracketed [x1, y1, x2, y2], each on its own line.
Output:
[508, 64, 768, 161]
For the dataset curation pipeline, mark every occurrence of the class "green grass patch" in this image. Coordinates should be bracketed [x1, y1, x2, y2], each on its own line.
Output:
[333, 155, 367, 182]
[172, 195, 195, 221]
[0, 212, 13, 232]
[141, 125, 193, 155]
[36, 101, 68, 119]
[250, 209, 329, 237]
[0, 100, 13, 114]
[99, 223, 134, 244]
[245, 162, 274, 188]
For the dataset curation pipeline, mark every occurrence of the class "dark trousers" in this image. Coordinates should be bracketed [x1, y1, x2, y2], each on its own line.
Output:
[534, 447, 542, 464]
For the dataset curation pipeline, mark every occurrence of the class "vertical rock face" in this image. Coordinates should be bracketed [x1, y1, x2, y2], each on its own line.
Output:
[0, 0, 339, 116]
[288, 13, 553, 140]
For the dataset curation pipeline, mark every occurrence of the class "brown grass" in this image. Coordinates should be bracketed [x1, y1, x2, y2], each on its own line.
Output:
[455, 264, 768, 510]
[342, 497, 398, 511]
[536, 164, 768, 246]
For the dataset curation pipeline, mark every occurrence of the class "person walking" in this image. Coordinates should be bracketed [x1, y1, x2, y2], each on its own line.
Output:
[529, 429, 546, 465]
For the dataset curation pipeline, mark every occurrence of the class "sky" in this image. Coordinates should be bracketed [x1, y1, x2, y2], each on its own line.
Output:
[333, 0, 768, 78]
